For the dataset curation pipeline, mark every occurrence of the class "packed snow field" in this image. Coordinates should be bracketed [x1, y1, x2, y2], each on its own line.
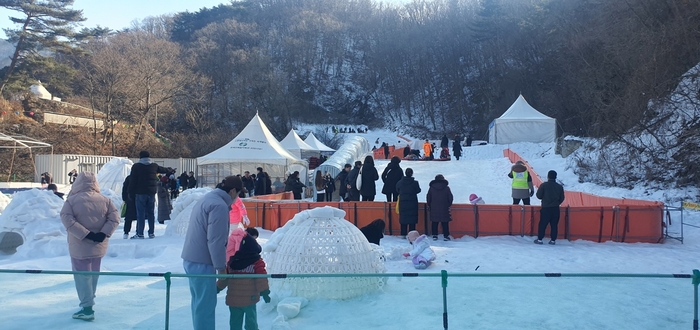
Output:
[0, 129, 698, 329]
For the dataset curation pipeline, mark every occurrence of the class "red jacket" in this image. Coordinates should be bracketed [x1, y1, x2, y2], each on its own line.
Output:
[217, 258, 270, 307]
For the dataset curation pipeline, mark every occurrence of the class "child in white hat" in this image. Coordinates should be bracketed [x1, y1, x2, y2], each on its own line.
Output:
[402, 230, 436, 269]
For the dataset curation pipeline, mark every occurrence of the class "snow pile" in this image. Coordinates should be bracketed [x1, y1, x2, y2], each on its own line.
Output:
[96, 157, 133, 198]
[0, 193, 11, 214]
[263, 206, 386, 299]
[0, 189, 67, 258]
[165, 187, 212, 237]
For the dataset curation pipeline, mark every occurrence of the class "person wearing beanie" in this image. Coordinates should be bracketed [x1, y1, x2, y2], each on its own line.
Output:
[534, 170, 565, 245]
[127, 150, 170, 239]
[396, 168, 421, 238]
[217, 231, 270, 330]
[402, 230, 436, 269]
[182, 175, 240, 330]
[508, 160, 535, 205]
[381, 156, 404, 202]
[469, 193, 485, 205]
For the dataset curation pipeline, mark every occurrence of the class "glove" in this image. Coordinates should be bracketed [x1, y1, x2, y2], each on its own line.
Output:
[86, 232, 106, 243]
[261, 289, 271, 303]
[530, 190, 535, 197]
[402, 252, 410, 257]
[243, 216, 251, 226]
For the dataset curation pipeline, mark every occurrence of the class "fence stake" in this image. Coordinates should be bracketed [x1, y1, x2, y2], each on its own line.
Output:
[442, 270, 448, 330]
[164, 272, 172, 330]
[693, 269, 699, 330]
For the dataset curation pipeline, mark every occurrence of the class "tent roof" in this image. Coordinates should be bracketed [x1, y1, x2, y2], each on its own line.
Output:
[304, 132, 335, 152]
[280, 130, 317, 152]
[496, 95, 554, 121]
[197, 114, 302, 165]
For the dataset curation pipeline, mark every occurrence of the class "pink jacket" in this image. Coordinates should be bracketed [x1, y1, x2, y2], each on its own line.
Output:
[60, 172, 120, 259]
[229, 198, 247, 224]
[226, 228, 248, 263]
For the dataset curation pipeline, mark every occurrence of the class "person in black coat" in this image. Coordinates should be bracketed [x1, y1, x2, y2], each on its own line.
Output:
[264, 172, 272, 195]
[440, 135, 448, 149]
[360, 219, 386, 245]
[359, 155, 379, 201]
[466, 135, 473, 147]
[383, 143, 390, 160]
[121, 175, 137, 239]
[535, 170, 566, 245]
[452, 138, 463, 161]
[179, 172, 189, 191]
[128, 150, 169, 239]
[187, 171, 197, 189]
[426, 174, 453, 241]
[47, 183, 64, 200]
[381, 156, 404, 202]
[324, 172, 335, 201]
[335, 164, 351, 201]
[157, 180, 172, 224]
[284, 171, 306, 200]
[242, 171, 255, 197]
[255, 167, 268, 196]
[395, 168, 421, 237]
[403, 145, 411, 158]
[345, 161, 362, 202]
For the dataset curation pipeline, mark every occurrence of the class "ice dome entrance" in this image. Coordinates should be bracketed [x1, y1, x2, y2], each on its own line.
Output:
[263, 206, 386, 299]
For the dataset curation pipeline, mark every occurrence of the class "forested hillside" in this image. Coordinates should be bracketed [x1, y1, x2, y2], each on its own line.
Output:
[2, 0, 699, 186]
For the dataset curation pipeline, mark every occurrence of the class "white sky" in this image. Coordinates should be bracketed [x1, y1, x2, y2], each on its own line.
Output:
[0, 128, 697, 329]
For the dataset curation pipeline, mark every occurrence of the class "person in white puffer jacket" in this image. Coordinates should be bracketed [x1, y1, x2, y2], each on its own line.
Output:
[402, 230, 436, 269]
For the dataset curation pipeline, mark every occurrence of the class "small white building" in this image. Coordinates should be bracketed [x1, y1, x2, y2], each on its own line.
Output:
[29, 81, 61, 102]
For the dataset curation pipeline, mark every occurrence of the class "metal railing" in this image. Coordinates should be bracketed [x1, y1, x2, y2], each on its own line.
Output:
[0, 269, 698, 330]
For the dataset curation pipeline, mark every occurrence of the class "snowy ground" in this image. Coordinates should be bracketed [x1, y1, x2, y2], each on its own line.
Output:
[0, 130, 698, 329]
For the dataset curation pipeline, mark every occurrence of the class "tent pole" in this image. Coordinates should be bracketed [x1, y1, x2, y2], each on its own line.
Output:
[7, 141, 16, 182]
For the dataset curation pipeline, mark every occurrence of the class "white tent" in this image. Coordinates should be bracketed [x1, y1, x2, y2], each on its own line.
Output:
[304, 132, 335, 153]
[280, 130, 319, 160]
[488, 95, 556, 144]
[197, 114, 308, 187]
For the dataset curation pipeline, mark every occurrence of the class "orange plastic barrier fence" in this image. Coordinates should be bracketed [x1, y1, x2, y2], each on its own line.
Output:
[240, 150, 664, 244]
[248, 192, 294, 201]
[373, 146, 397, 160]
[243, 201, 664, 243]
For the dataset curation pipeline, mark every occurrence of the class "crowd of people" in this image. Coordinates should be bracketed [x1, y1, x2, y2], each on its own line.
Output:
[54, 147, 564, 327]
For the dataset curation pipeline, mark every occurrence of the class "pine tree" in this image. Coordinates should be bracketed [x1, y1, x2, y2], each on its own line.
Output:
[0, 0, 84, 95]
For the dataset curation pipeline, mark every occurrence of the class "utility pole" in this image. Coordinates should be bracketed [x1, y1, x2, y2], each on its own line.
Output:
[155, 104, 158, 133]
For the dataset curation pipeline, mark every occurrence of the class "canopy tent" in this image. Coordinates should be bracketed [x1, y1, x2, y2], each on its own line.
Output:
[488, 95, 556, 144]
[0, 133, 53, 182]
[312, 136, 370, 200]
[197, 114, 308, 187]
[304, 132, 335, 154]
[280, 130, 319, 160]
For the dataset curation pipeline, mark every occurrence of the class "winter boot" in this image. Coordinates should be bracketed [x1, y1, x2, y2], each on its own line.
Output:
[432, 235, 438, 241]
[534, 239, 543, 245]
[548, 240, 556, 245]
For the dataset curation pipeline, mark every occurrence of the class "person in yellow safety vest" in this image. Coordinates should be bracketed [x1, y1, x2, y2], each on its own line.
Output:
[423, 140, 432, 160]
[507, 160, 535, 205]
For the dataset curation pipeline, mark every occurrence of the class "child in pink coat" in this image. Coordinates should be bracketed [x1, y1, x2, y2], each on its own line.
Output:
[229, 198, 250, 226]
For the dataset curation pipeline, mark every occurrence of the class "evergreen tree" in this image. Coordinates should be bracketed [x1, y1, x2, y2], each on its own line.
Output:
[0, 0, 84, 95]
